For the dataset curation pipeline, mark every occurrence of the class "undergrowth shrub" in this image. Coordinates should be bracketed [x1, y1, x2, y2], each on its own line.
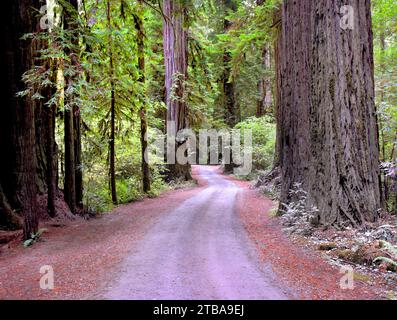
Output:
[234, 116, 276, 177]
[280, 183, 320, 235]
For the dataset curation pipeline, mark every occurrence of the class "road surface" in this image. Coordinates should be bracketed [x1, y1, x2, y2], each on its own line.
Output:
[105, 166, 288, 300]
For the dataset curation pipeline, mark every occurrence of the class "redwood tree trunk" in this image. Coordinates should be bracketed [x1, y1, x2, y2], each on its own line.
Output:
[35, 42, 58, 218]
[256, 46, 272, 117]
[163, 0, 192, 181]
[44, 61, 58, 217]
[63, 0, 82, 213]
[223, 0, 239, 173]
[279, 0, 381, 226]
[64, 102, 76, 213]
[2, 0, 40, 238]
[74, 107, 83, 208]
[223, 0, 239, 127]
[134, 0, 151, 193]
[273, 6, 282, 169]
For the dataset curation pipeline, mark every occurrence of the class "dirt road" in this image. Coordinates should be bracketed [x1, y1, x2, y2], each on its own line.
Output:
[1, 166, 379, 300]
[105, 166, 288, 300]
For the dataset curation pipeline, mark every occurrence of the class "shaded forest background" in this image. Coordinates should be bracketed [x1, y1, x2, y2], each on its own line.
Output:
[1, 0, 396, 240]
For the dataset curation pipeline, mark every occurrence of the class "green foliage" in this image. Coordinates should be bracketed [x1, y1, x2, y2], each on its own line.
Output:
[23, 229, 48, 248]
[374, 240, 397, 271]
[235, 116, 276, 173]
[372, 0, 397, 211]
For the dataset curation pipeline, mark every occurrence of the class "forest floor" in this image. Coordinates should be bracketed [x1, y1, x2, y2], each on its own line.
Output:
[0, 166, 395, 300]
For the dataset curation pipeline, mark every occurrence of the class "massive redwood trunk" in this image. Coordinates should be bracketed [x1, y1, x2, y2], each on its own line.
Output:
[163, 0, 192, 181]
[1, 0, 40, 238]
[279, 0, 381, 226]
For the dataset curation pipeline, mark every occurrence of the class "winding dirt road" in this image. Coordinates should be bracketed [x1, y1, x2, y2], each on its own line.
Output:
[0, 166, 382, 300]
[105, 166, 289, 300]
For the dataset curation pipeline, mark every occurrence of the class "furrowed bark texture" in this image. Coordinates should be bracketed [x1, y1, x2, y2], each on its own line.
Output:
[2, 0, 40, 237]
[280, 0, 381, 225]
[163, 0, 192, 181]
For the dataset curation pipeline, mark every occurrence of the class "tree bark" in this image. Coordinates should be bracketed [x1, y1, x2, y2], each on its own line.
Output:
[44, 59, 58, 217]
[134, 0, 151, 193]
[74, 109, 83, 208]
[34, 40, 58, 217]
[279, 0, 381, 226]
[256, 45, 272, 117]
[256, 0, 268, 118]
[163, 0, 192, 181]
[63, 0, 82, 213]
[273, 6, 282, 169]
[223, 0, 239, 127]
[64, 102, 76, 213]
[107, 0, 118, 204]
[222, 0, 239, 173]
[0, 184, 23, 230]
[2, 0, 40, 238]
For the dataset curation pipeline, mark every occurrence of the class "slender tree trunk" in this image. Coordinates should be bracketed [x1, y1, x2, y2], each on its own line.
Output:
[74, 108, 83, 208]
[379, 32, 389, 205]
[63, 0, 82, 213]
[279, 0, 381, 226]
[35, 105, 49, 194]
[45, 60, 58, 217]
[107, 0, 118, 204]
[64, 102, 76, 213]
[273, 6, 282, 169]
[257, 46, 272, 117]
[255, 0, 271, 118]
[163, 0, 192, 181]
[134, 0, 151, 193]
[222, 0, 239, 173]
[223, 0, 239, 127]
[2, 0, 40, 238]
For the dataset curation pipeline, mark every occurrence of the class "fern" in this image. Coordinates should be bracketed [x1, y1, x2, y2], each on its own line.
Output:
[374, 241, 397, 270]
[374, 257, 397, 267]
[380, 240, 397, 257]
[23, 229, 48, 248]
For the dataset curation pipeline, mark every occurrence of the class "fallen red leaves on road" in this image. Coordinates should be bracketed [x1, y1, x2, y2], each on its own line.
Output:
[231, 177, 382, 300]
[0, 167, 385, 300]
[0, 167, 206, 300]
